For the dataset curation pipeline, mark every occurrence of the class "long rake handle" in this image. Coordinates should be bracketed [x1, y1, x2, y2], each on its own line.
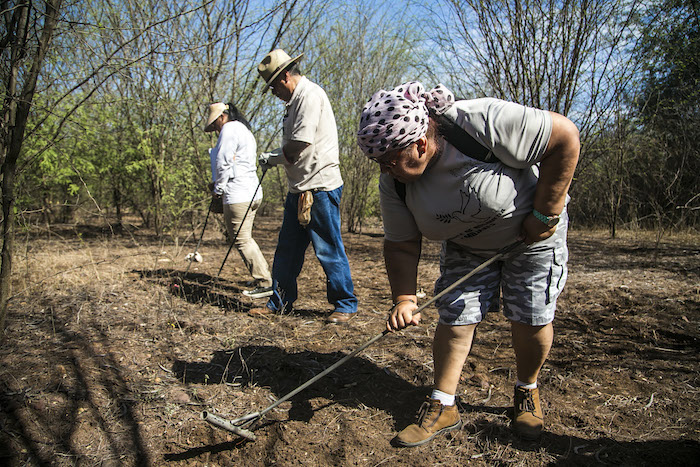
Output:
[218, 240, 524, 427]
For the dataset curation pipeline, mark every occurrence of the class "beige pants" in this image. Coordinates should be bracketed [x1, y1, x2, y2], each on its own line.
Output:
[223, 199, 272, 287]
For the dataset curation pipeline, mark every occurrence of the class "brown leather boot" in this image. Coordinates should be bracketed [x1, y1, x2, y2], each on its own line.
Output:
[393, 397, 462, 447]
[513, 385, 544, 440]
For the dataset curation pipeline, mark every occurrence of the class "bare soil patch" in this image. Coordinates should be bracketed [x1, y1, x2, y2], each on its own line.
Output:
[1, 213, 698, 466]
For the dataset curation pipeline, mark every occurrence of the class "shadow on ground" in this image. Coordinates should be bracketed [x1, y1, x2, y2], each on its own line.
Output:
[137, 268, 249, 312]
[0, 305, 152, 465]
[456, 402, 700, 465]
[172, 344, 427, 427]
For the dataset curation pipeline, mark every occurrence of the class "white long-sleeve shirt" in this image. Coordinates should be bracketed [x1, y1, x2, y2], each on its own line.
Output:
[210, 120, 262, 205]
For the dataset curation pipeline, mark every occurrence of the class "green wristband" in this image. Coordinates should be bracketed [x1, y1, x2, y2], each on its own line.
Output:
[532, 209, 560, 227]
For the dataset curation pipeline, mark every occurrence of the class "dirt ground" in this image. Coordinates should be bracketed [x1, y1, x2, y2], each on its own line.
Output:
[0, 211, 698, 466]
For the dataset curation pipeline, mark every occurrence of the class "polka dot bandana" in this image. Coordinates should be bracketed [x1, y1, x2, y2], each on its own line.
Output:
[357, 82, 455, 156]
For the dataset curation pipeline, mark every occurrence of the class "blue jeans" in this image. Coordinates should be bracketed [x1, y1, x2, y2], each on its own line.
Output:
[266, 186, 357, 314]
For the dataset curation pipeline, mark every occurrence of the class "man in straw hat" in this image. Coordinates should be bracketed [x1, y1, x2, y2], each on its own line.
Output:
[249, 49, 358, 324]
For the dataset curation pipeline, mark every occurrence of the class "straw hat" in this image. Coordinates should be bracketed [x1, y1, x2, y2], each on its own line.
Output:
[257, 49, 303, 92]
[204, 102, 228, 132]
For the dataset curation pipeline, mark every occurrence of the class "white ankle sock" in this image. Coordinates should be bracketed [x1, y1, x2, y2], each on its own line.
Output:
[515, 380, 537, 390]
[431, 389, 455, 406]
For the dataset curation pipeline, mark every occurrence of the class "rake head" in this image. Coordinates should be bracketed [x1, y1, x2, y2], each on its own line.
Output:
[201, 411, 258, 441]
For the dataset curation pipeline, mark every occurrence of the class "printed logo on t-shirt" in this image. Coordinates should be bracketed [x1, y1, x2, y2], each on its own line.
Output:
[434, 188, 505, 240]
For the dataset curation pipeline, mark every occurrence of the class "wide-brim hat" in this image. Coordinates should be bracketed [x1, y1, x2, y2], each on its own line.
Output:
[257, 49, 303, 93]
[204, 102, 228, 132]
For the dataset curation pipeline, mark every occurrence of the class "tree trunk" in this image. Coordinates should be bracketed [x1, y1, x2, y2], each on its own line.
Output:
[0, 0, 63, 334]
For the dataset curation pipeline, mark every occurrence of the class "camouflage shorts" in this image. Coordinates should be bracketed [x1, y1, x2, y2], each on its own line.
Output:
[434, 223, 568, 326]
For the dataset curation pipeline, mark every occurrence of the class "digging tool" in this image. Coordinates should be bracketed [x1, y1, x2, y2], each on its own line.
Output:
[201, 240, 524, 441]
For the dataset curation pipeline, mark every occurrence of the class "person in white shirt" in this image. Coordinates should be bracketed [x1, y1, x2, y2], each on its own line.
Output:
[205, 102, 272, 299]
[357, 82, 580, 446]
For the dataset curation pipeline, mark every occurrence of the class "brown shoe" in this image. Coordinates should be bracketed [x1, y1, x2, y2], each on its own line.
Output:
[393, 398, 462, 447]
[248, 307, 274, 317]
[513, 385, 544, 440]
[326, 311, 356, 324]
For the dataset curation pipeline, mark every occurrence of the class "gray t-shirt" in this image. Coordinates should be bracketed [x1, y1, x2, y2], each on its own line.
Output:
[282, 76, 344, 193]
[380, 98, 555, 251]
